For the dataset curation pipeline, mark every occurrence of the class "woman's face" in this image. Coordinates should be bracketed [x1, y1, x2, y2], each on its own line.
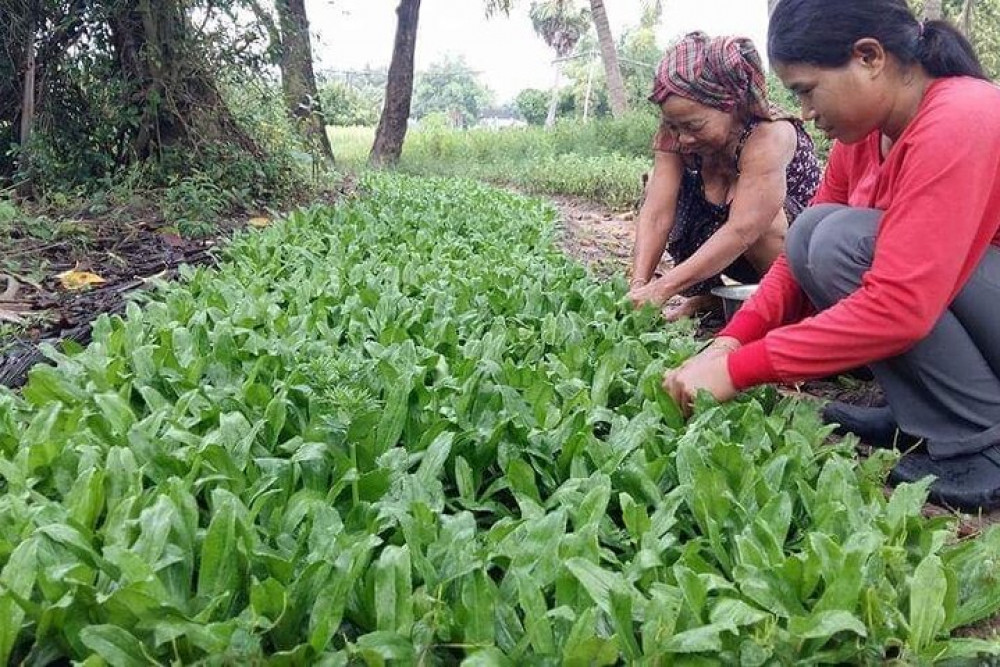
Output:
[659, 95, 740, 155]
[774, 51, 888, 144]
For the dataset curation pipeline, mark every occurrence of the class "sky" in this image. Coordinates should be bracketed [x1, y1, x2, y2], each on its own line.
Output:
[304, 1, 769, 103]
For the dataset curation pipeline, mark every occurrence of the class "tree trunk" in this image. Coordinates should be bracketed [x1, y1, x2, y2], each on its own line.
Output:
[275, 0, 334, 163]
[583, 58, 597, 122]
[545, 69, 561, 127]
[370, 0, 421, 167]
[922, 0, 944, 20]
[589, 0, 627, 117]
[108, 0, 261, 165]
[17, 12, 36, 197]
[959, 0, 976, 36]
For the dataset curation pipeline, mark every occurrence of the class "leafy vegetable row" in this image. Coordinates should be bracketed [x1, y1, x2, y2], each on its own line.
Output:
[0, 174, 997, 665]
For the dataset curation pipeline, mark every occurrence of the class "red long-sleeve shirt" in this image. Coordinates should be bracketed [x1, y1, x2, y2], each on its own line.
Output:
[721, 76, 1000, 389]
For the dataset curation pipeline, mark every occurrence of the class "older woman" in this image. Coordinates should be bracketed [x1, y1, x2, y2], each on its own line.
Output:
[629, 32, 821, 320]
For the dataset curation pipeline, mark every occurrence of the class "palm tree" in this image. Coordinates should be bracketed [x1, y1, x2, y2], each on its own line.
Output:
[589, 0, 628, 117]
[529, 0, 591, 126]
[641, 0, 664, 28]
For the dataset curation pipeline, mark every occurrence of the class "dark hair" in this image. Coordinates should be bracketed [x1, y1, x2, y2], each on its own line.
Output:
[769, 0, 986, 80]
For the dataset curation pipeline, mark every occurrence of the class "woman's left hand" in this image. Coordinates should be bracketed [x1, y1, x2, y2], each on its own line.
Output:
[662, 351, 737, 417]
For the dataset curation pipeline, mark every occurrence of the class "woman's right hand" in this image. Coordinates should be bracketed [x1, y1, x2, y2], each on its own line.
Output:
[628, 278, 673, 308]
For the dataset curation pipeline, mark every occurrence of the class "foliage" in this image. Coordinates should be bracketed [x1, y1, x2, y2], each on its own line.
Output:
[318, 67, 388, 128]
[161, 172, 228, 238]
[0, 198, 19, 237]
[909, 0, 1000, 77]
[960, 0, 1000, 78]
[330, 112, 659, 208]
[516, 88, 551, 125]
[318, 81, 382, 127]
[0, 0, 314, 216]
[558, 21, 661, 120]
[1, 174, 999, 663]
[529, 0, 592, 58]
[411, 56, 494, 128]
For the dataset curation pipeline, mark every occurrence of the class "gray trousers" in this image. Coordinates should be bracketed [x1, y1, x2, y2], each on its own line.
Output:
[786, 204, 1000, 459]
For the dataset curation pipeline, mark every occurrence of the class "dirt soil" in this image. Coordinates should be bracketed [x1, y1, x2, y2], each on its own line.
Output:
[0, 187, 997, 640]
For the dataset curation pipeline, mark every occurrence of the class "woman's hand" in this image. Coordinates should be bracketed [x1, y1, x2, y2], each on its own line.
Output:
[662, 338, 740, 416]
[629, 278, 674, 308]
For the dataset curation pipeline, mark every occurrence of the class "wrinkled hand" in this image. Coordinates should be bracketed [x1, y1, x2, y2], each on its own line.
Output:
[662, 346, 738, 417]
[628, 278, 673, 309]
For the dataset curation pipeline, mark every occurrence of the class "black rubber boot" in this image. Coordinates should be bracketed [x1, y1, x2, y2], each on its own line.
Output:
[889, 445, 1000, 511]
[821, 402, 922, 450]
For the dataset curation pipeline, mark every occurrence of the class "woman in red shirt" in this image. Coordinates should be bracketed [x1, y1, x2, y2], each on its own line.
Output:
[663, 0, 1000, 510]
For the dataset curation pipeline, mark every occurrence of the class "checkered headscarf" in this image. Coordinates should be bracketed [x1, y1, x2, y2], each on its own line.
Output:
[650, 31, 772, 118]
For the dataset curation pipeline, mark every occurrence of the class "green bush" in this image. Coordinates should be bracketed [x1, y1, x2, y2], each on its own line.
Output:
[515, 88, 549, 126]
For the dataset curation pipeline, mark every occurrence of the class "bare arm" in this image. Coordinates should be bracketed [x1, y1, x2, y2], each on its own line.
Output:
[646, 121, 798, 299]
[630, 150, 684, 287]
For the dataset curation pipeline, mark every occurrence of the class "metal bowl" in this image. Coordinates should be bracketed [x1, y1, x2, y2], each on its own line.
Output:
[711, 284, 759, 322]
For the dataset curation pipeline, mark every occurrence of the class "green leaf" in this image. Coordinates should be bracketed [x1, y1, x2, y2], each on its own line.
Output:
[564, 557, 642, 618]
[197, 501, 240, 602]
[353, 631, 415, 662]
[94, 391, 137, 437]
[78, 625, 151, 667]
[375, 373, 412, 456]
[416, 431, 453, 486]
[0, 539, 38, 665]
[455, 455, 476, 501]
[505, 458, 541, 506]
[458, 571, 497, 645]
[662, 622, 736, 654]
[909, 555, 947, 652]
[374, 546, 413, 634]
[515, 571, 554, 653]
[264, 392, 288, 448]
[250, 577, 287, 625]
[788, 610, 867, 641]
[562, 606, 620, 666]
[610, 584, 641, 661]
[460, 647, 514, 666]
[709, 598, 769, 628]
[591, 344, 627, 407]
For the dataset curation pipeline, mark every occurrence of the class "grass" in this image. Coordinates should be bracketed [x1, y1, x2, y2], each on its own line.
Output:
[329, 112, 659, 209]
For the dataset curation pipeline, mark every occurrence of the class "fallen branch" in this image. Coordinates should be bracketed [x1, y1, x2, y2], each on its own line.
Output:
[0, 308, 25, 324]
[0, 275, 19, 301]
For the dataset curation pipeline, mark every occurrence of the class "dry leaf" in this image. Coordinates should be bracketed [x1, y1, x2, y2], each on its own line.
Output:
[57, 269, 106, 290]
[248, 216, 271, 228]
